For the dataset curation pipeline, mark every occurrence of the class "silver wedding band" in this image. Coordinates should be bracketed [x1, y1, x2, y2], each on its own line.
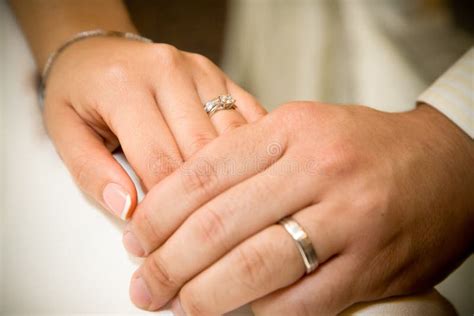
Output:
[203, 94, 237, 117]
[279, 217, 319, 274]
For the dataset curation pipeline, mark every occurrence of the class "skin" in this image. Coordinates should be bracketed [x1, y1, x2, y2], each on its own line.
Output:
[123, 102, 474, 315]
[10, 1, 474, 314]
[10, 0, 265, 217]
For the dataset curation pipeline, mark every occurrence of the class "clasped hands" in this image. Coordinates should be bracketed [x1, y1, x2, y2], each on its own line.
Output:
[43, 38, 474, 315]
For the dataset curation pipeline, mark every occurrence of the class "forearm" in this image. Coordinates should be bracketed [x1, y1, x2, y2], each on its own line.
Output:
[9, 0, 137, 70]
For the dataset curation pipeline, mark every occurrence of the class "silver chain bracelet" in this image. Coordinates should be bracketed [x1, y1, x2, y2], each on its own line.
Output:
[39, 29, 153, 106]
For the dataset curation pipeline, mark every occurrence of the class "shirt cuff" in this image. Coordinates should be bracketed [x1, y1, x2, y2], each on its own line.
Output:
[417, 47, 473, 138]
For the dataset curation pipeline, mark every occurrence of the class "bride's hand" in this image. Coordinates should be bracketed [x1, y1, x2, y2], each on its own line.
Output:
[122, 101, 473, 314]
[43, 36, 265, 219]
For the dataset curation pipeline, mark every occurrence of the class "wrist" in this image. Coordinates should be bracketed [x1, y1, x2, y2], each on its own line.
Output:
[407, 103, 474, 224]
[38, 25, 138, 70]
[42, 30, 152, 88]
[408, 103, 472, 146]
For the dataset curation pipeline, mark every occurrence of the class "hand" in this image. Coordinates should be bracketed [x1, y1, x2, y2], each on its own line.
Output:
[43, 36, 265, 219]
[122, 101, 474, 314]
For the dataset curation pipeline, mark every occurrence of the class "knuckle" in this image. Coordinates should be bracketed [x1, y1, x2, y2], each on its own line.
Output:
[146, 151, 182, 185]
[273, 101, 319, 124]
[152, 43, 181, 69]
[180, 158, 218, 196]
[317, 141, 358, 178]
[144, 252, 180, 291]
[179, 285, 208, 316]
[188, 52, 224, 80]
[189, 52, 214, 68]
[232, 243, 271, 293]
[251, 104, 268, 119]
[137, 205, 164, 251]
[193, 206, 227, 246]
[187, 132, 215, 157]
[101, 60, 132, 86]
[69, 154, 94, 192]
[220, 120, 244, 134]
[263, 101, 321, 143]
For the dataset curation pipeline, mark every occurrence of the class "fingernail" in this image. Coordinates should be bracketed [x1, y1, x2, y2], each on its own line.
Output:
[123, 231, 145, 257]
[130, 275, 152, 308]
[171, 298, 186, 316]
[103, 183, 131, 220]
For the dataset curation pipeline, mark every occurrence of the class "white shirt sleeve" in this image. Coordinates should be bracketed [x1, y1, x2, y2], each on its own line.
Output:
[417, 47, 473, 138]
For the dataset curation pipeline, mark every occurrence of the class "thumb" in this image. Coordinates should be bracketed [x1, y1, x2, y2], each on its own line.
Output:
[44, 103, 137, 220]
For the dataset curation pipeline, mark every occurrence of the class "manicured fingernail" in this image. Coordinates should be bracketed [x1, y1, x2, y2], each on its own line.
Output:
[123, 231, 145, 257]
[130, 275, 152, 308]
[103, 183, 131, 220]
[171, 298, 186, 316]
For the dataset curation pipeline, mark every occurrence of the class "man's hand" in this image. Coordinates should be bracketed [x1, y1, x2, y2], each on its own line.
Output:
[123, 101, 473, 314]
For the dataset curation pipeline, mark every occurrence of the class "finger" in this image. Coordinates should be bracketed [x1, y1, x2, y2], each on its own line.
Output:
[189, 53, 247, 134]
[123, 122, 286, 256]
[129, 156, 314, 307]
[226, 78, 267, 122]
[251, 255, 357, 315]
[152, 48, 217, 159]
[44, 102, 137, 220]
[172, 205, 346, 315]
[103, 87, 183, 191]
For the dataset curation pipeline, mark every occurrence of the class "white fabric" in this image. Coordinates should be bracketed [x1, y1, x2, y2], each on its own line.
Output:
[343, 290, 456, 315]
[222, 0, 426, 111]
[418, 48, 474, 138]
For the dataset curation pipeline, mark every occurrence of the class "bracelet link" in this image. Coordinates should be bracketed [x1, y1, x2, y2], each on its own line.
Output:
[41, 29, 153, 85]
[39, 29, 153, 109]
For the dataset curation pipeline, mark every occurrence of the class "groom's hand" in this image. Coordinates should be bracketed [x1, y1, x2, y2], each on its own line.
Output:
[123, 101, 474, 314]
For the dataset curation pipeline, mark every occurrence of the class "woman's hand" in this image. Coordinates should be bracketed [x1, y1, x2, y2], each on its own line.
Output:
[43, 36, 265, 219]
[122, 101, 473, 314]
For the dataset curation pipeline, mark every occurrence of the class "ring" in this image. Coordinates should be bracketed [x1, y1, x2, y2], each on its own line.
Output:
[204, 94, 237, 117]
[279, 217, 319, 274]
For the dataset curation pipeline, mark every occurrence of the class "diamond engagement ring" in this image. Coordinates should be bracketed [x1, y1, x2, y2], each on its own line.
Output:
[204, 94, 237, 117]
[279, 217, 319, 274]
